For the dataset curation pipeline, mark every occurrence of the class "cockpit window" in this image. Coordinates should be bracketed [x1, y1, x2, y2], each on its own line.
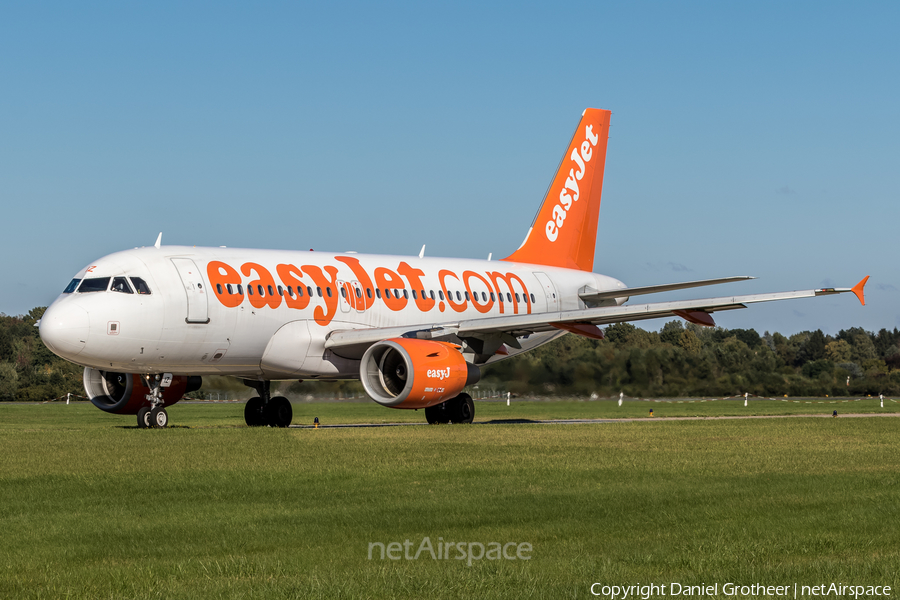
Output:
[130, 277, 152, 295]
[78, 277, 111, 293]
[111, 277, 134, 294]
[63, 279, 81, 294]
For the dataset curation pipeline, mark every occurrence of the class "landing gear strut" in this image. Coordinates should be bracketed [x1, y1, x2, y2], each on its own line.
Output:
[425, 393, 474, 424]
[243, 380, 292, 428]
[139, 374, 168, 428]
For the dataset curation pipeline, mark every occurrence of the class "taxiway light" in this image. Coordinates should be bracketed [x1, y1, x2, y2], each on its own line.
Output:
[833, 410, 838, 418]
[649, 409, 654, 417]
[314, 417, 319, 429]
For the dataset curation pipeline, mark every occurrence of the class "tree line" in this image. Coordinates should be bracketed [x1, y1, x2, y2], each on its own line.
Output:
[481, 321, 900, 397]
[2, 306, 899, 401]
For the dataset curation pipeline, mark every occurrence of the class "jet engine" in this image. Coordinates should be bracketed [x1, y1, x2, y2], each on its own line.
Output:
[83, 368, 201, 414]
[360, 338, 480, 409]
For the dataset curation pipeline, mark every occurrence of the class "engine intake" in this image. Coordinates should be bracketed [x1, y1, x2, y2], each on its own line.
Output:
[360, 338, 480, 409]
[83, 368, 201, 414]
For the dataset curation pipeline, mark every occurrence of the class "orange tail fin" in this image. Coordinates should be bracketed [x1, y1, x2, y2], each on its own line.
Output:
[503, 108, 611, 271]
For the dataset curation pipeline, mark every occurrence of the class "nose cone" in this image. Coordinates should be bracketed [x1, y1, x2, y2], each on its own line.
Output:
[40, 303, 89, 358]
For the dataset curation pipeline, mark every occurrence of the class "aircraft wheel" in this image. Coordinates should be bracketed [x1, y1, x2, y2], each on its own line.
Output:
[454, 393, 475, 424]
[425, 402, 450, 424]
[137, 407, 151, 429]
[149, 407, 168, 428]
[245, 396, 265, 427]
[266, 396, 292, 428]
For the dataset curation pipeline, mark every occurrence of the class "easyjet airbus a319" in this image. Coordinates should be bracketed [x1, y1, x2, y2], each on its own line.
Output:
[39, 109, 868, 428]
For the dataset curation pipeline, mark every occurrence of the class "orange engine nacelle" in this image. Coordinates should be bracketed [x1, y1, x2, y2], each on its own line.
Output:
[83, 368, 201, 415]
[360, 338, 480, 409]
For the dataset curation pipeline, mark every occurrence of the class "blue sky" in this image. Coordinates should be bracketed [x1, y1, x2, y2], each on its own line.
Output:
[2, 2, 897, 335]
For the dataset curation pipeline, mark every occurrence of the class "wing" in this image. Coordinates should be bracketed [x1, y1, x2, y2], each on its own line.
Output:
[324, 277, 869, 361]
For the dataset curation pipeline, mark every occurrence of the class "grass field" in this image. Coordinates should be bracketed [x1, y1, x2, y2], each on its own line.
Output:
[1, 401, 899, 599]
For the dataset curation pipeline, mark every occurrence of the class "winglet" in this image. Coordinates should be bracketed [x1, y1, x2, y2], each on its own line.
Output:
[154, 232, 162, 249]
[852, 276, 869, 306]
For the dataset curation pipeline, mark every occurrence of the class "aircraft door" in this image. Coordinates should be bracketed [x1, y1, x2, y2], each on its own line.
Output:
[350, 280, 365, 313]
[171, 258, 210, 323]
[337, 280, 352, 313]
[533, 272, 559, 312]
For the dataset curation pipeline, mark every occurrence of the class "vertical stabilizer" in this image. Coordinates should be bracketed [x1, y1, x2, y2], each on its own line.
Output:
[503, 108, 611, 271]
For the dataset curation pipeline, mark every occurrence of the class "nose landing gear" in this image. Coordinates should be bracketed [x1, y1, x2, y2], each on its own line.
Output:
[137, 374, 170, 428]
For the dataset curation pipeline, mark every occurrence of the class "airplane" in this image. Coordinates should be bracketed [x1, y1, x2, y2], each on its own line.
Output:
[38, 108, 869, 428]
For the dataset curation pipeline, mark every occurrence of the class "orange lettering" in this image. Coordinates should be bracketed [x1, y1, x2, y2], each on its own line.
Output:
[241, 263, 282, 310]
[301, 265, 340, 326]
[207, 261, 243, 308]
[463, 271, 494, 314]
[439, 270, 467, 312]
[397, 262, 435, 312]
[487, 272, 532, 314]
[275, 264, 311, 310]
[374, 267, 408, 311]
[334, 256, 375, 310]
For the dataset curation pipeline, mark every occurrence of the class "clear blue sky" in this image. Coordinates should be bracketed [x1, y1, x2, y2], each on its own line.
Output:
[2, 2, 897, 335]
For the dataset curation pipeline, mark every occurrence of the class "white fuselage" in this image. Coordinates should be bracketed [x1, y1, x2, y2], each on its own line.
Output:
[39, 246, 626, 380]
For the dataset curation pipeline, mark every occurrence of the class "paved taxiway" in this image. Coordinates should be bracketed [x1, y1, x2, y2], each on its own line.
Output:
[290, 413, 900, 429]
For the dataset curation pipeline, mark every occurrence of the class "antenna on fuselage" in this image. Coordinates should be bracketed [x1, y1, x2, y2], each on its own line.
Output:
[418, 245, 425, 259]
[154, 233, 162, 249]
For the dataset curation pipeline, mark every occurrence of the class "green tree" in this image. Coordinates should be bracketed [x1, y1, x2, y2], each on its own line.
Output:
[826, 340, 852, 363]
[0, 362, 17, 400]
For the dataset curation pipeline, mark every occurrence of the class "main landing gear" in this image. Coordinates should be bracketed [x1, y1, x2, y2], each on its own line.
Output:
[137, 374, 169, 429]
[243, 380, 292, 428]
[424, 393, 475, 425]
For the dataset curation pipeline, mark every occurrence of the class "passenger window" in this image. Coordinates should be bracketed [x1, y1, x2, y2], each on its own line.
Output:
[482, 292, 487, 302]
[63, 279, 81, 294]
[403, 290, 409, 299]
[277, 285, 283, 296]
[464, 291, 470, 301]
[248, 286, 254, 296]
[506, 293, 512, 302]
[237, 284, 243, 295]
[515, 293, 521, 302]
[226, 284, 234, 295]
[412, 290, 417, 299]
[376, 289, 382, 299]
[385, 289, 391, 299]
[111, 277, 133, 294]
[216, 283, 223, 295]
[326, 287, 332, 297]
[438, 291, 444, 301]
[366, 288, 372, 299]
[268, 285, 274, 296]
[78, 277, 111, 293]
[307, 286, 313, 297]
[430, 290, 435, 300]
[317, 287, 322, 297]
[287, 286, 294, 297]
[530, 293, 535, 303]
[490, 292, 495, 302]
[356, 287, 362, 298]
[340, 287, 347, 299]
[456, 291, 461, 301]
[130, 277, 152, 295]
[258, 285, 265, 296]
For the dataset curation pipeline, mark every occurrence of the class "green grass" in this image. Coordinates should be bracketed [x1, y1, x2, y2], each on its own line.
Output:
[1, 402, 898, 599]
